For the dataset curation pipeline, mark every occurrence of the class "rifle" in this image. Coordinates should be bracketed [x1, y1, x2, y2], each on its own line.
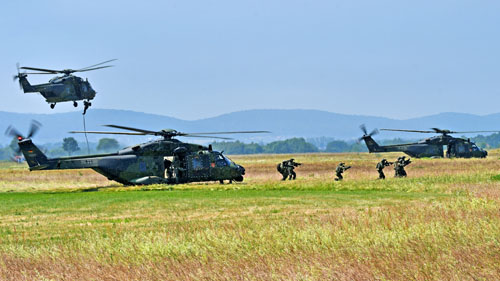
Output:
[345, 166, 352, 170]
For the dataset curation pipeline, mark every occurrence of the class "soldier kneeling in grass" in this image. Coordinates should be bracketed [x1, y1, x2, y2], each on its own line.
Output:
[334, 162, 351, 181]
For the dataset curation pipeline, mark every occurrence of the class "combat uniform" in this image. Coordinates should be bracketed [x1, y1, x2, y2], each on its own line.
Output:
[278, 160, 290, 180]
[394, 156, 411, 177]
[335, 162, 351, 181]
[278, 159, 301, 180]
[376, 158, 391, 179]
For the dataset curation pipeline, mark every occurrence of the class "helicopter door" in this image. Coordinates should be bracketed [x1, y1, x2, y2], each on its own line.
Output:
[163, 156, 174, 179]
[74, 79, 82, 99]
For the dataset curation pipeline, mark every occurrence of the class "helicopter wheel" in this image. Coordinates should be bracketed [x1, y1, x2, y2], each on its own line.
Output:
[73, 101, 78, 107]
[219, 180, 224, 184]
[50, 103, 55, 109]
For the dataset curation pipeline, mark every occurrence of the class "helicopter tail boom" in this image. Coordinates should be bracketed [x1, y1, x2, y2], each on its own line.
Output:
[361, 136, 386, 153]
[16, 74, 37, 93]
[18, 139, 49, 170]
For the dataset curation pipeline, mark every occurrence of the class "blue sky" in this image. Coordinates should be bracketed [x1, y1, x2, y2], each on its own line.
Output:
[1, 0, 499, 120]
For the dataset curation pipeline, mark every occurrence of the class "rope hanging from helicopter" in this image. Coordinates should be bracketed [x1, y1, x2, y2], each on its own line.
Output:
[82, 114, 90, 154]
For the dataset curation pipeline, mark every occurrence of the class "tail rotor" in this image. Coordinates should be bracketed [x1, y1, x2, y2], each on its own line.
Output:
[13, 63, 25, 90]
[5, 120, 42, 141]
[358, 124, 379, 142]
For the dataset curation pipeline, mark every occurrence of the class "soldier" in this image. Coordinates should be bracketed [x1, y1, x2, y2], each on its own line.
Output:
[286, 158, 301, 180]
[277, 160, 289, 181]
[164, 159, 173, 182]
[172, 155, 187, 183]
[335, 162, 351, 181]
[278, 159, 301, 180]
[394, 156, 411, 177]
[376, 158, 392, 179]
[394, 156, 402, 177]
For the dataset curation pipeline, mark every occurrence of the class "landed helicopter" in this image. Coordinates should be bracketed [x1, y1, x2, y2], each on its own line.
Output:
[13, 59, 116, 114]
[358, 124, 497, 158]
[7, 121, 269, 185]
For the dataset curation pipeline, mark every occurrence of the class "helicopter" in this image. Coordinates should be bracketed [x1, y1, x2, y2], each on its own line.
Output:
[358, 124, 497, 158]
[6, 121, 269, 185]
[13, 59, 116, 114]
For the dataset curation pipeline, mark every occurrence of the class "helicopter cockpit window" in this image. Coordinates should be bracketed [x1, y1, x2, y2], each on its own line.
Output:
[216, 154, 228, 167]
[471, 144, 480, 151]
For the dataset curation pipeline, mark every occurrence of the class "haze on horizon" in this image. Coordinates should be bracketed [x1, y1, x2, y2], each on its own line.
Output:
[1, 0, 499, 121]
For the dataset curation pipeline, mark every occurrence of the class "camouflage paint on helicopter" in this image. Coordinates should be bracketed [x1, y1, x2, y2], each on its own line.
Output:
[14, 59, 116, 114]
[7, 122, 267, 185]
[359, 125, 495, 158]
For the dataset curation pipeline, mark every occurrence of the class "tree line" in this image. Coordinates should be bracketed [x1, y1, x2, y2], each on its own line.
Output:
[0, 138, 121, 160]
[2, 133, 500, 160]
[212, 138, 367, 154]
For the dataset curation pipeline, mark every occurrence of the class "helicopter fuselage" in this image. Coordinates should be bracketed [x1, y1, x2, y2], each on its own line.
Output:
[362, 134, 488, 158]
[17, 138, 246, 185]
[19, 74, 96, 103]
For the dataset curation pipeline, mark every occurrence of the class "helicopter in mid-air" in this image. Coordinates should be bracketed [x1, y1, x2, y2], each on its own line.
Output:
[13, 59, 116, 114]
[7, 121, 269, 185]
[358, 124, 497, 158]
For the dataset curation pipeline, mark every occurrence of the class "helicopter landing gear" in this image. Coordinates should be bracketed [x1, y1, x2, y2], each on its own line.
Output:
[50, 103, 56, 109]
[83, 100, 92, 115]
[73, 101, 78, 107]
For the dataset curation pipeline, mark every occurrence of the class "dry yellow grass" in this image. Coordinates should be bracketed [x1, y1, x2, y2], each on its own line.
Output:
[0, 151, 500, 280]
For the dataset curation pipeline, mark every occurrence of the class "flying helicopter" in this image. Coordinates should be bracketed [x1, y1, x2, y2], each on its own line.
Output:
[358, 124, 497, 158]
[6, 121, 269, 185]
[13, 59, 116, 114]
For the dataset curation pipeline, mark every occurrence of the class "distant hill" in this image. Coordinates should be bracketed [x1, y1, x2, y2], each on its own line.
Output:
[2, 109, 500, 145]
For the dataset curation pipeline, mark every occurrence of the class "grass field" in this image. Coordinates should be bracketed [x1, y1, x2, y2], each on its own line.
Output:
[1, 151, 500, 280]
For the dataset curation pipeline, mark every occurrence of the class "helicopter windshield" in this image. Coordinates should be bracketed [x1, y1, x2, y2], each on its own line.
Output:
[215, 153, 233, 167]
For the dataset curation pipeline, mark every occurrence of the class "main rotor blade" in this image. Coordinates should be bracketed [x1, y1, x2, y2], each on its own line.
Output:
[69, 131, 146, 135]
[23, 72, 55, 75]
[183, 135, 233, 140]
[20, 66, 59, 73]
[103, 125, 157, 134]
[77, 59, 117, 71]
[185, 130, 270, 135]
[449, 130, 500, 134]
[380, 129, 435, 133]
[369, 128, 379, 136]
[76, 65, 114, 73]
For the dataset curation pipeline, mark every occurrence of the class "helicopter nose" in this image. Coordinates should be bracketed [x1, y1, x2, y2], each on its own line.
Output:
[237, 165, 245, 175]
